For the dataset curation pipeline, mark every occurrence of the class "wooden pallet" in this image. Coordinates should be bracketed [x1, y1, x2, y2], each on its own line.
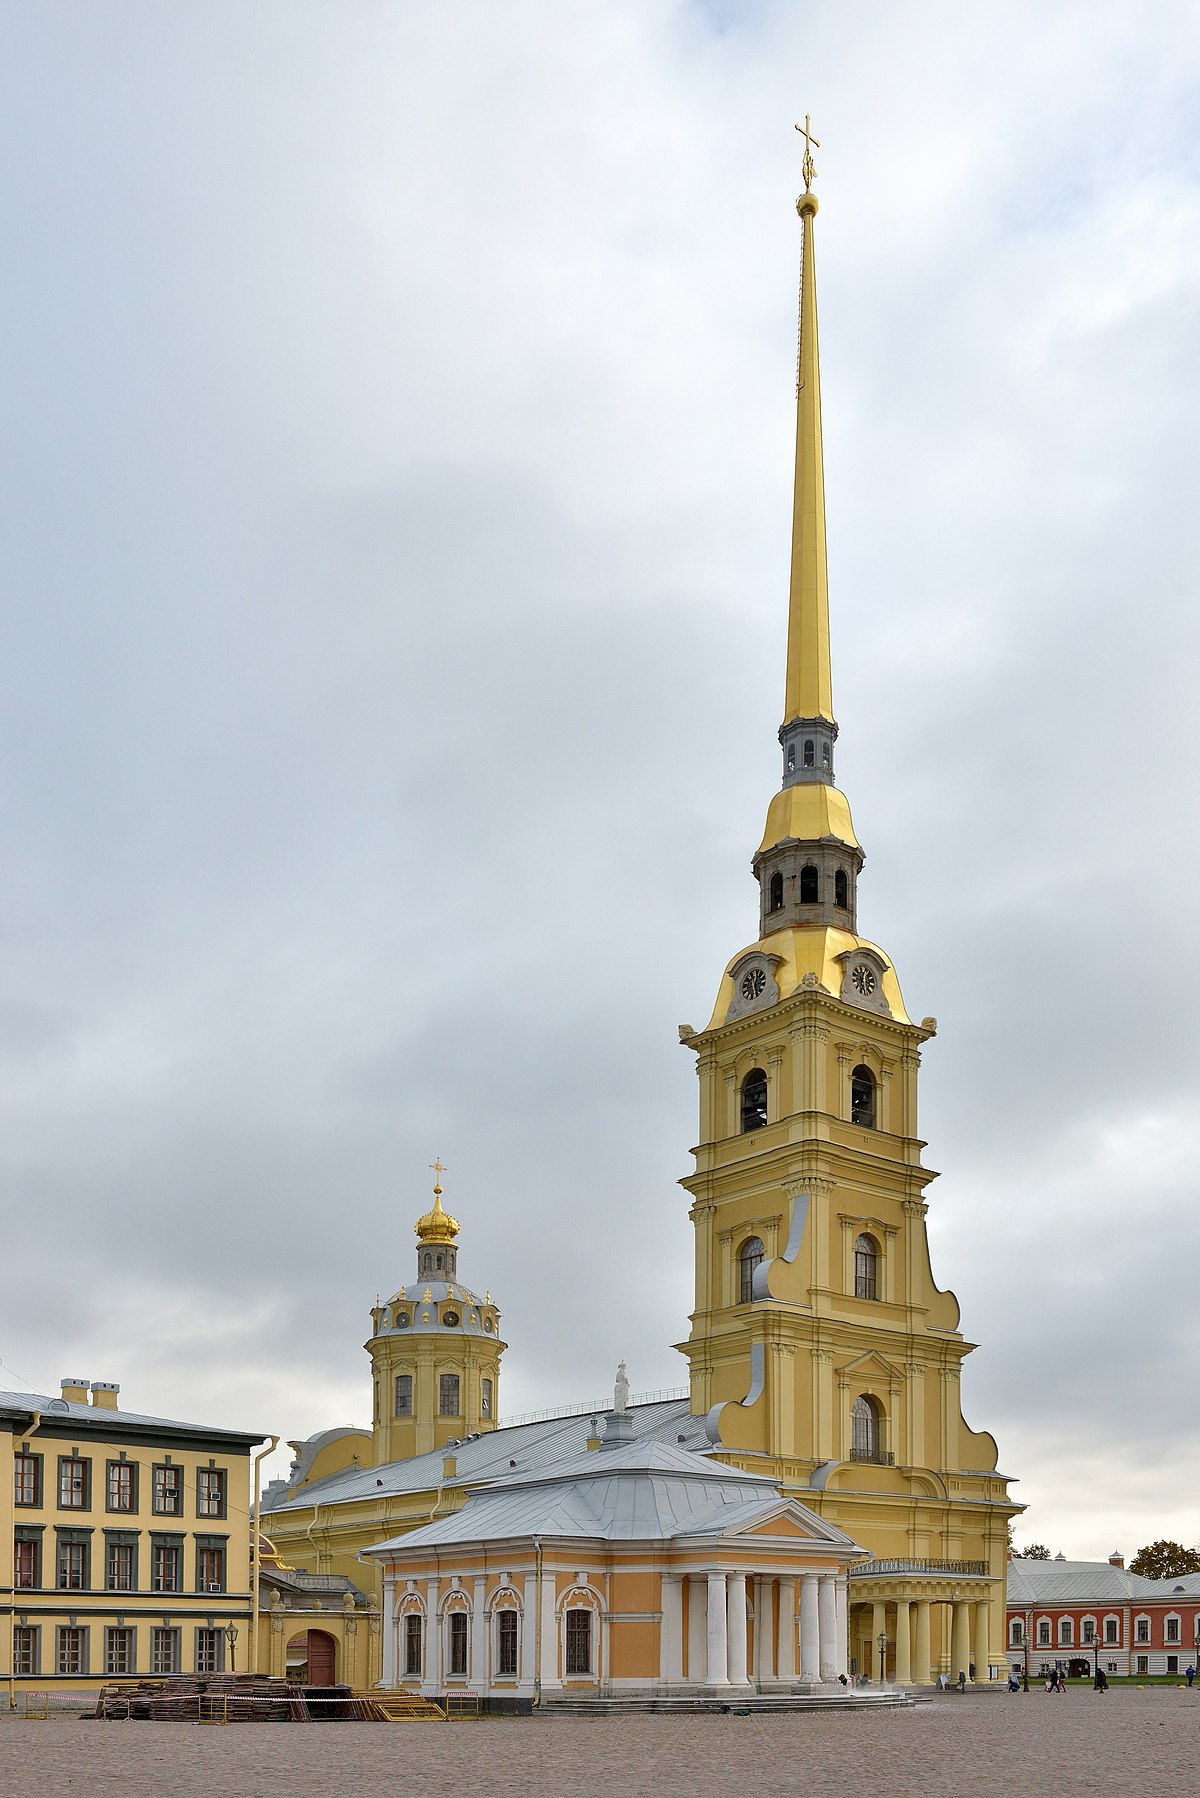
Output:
[352, 1691, 447, 1722]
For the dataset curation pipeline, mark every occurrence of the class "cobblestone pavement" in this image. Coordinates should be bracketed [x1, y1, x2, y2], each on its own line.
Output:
[3, 1691, 1199, 1798]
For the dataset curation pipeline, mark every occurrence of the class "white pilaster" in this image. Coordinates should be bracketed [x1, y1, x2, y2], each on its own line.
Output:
[381, 1577, 397, 1686]
[425, 1579, 441, 1688]
[752, 1577, 770, 1686]
[686, 1575, 706, 1683]
[800, 1574, 821, 1681]
[726, 1572, 751, 1687]
[539, 1577, 560, 1691]
[706, 1572, 730, 1685]
[660, 1573, 684, 1685]
[471, 1576, 487, 1688]
[818, 1574, 838, 1681]
[835, 1576, 848, 1676]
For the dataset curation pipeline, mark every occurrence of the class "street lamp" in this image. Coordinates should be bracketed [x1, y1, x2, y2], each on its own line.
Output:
[877, 1632, 888, 1687]
[1023, 1608, 1032, 1693]
[224, 1621, 239, 1674]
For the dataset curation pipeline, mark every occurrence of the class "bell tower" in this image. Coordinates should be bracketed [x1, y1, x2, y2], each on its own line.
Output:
[675, 131, 1018, 1681]
[367, 1167, 506, 1465]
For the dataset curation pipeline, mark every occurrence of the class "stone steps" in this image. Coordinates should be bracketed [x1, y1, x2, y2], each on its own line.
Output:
[538, 1689, 916, 1715]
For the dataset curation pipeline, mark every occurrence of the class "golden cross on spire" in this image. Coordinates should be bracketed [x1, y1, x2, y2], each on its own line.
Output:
[795, 114, 820, 191]
[429, 1156, 447, 1194]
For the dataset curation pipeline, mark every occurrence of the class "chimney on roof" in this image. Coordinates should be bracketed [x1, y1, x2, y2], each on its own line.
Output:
[1109, 1550, 1125, 1569]
[586, 1417, 602, 1453]
[60, 1378, 89, 1405]
[442, 1453, 457, 1482]
[91, 1382, 120, 1411]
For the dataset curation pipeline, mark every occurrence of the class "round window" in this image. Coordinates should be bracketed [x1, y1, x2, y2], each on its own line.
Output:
[394, 1311, 410, 1329]
[442, 1310, 460, 1328]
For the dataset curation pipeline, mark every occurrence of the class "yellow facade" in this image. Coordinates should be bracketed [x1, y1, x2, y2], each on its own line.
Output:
[675, 171, 1018, 1680]
[2, 1381, 264, 1699]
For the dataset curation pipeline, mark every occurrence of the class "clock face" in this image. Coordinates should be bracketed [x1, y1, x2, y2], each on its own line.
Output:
[442, 1310, 460, 1328]
[851, 964, 877, 996]
[740, 968, 767, 1001]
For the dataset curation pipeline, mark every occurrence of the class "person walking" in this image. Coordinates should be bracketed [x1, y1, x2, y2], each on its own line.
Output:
[1186, 1664, 1196, 1689]
[1093, 1667, 1109, 1693]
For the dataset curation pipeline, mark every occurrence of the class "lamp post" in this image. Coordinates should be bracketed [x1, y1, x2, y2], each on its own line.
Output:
[877, 1632, 888, 1687]
[224, 1621, 239, 1674]
[1023, 1609, 1032, 1693]
[1192, 1625, 1199, 1688]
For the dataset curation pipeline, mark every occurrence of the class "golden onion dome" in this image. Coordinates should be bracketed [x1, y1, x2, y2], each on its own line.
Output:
[415, 1185, 459, 1246]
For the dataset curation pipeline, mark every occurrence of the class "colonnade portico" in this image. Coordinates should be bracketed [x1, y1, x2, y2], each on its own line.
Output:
[662, 1569, 847, 1688]
[848, 1574, 996, 1684]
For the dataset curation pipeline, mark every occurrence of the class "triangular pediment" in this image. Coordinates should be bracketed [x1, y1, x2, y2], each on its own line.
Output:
[837, 1348, 906, 1384]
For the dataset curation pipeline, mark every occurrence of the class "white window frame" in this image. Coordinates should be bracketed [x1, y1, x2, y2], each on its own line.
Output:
[490, 1596, 521, 1682]
[1165, 1613, 1181, 1645]
[1135, 1614, 1151, 1645]
[1081, 1615, 1097, 1645]
[1103, 1614, 1121, 1646]
[1036, 1616, 1052, 1647]
[1058, 1617, 1073, 1647]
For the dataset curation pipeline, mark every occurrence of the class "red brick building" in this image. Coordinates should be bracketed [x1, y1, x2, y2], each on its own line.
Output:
[1006, 1553, 1200, 1678]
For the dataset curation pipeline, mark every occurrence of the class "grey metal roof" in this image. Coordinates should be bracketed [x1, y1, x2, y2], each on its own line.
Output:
[1007, 1557, 1200, 1605]
[263, 1397, 709, 1514]
[378, 1280, 500, 1341]
[364, 1436, 860, 1557]
[0, 1390, 266, 1446]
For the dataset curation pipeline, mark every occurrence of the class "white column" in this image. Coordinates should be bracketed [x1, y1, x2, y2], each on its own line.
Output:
[726, 1573, 751, 1687]
[425, 1579, 441, 1688]
[777, 1578, 796, 1682]
[752, 1578, 770, 1686]
[706, 1573, 730, 1685]
[660, 1573, 683, 1685]
[800, 1574, 821, 1681]
[470, 1577, 487, 1689]
[539, 1576, 560, 1691]
[818, 1575, 838, 1681]
[522, 1574, 538, 1690]
[381, 1577, 397, 1686]
[687, 1575, 706, 1684]
[894, 1600, 912, 1684]
[835, 1577, 849, 1676]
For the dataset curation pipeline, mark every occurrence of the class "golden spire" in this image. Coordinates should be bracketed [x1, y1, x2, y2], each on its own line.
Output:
[783, 117, 834, 728]
[415, 1158, 460, 1245]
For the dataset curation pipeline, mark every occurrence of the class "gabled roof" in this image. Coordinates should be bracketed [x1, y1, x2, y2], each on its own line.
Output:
[1007, 1557, 1200, 1605]
[0, 1390, 265, 1447]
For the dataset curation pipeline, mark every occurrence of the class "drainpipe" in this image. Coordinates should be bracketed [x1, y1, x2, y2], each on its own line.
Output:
[249, 1435, 279, 1676]
[9, 1411, 41, 1712]
[533, 1537, 543, 1708]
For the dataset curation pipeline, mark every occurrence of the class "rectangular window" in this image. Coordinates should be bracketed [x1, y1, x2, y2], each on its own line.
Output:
[438, 1373, 460, 1417]
[1105, 1618, 1119, 1645]
[197, 1468, 226, 1518]
[1166, 1619, 1181, 1643]
[1009, 1620, 1023, 1645]
[498, 1610, 518, 1676]
[1167, 1654, 1179, 1673]
[481, 1378, 493, 1419]
[1082, 1620, 1095, 1644]
[404, 1614, 423, 1677]
[107, 1542, 137, 1591]
[106, 1460, 137, 1513]
[150, 1627, 181, 1675]
[58, 1456, 90, 1510]
[195, 1627, 224, 1674]
[565, 1608, 591, 1676]
[152, 1465, 182, 1516]
[14, 1537, 40, 1589]
[56, 1626, 87, 1677]
[395, 1374, 413, 1417]
[1136, 1619, 1150, 1644]
[1136, 1654, 1149, 1675]
[1037, 1620, 1051, 1646]
[1058, 1620, 1073, 1646]
[152, 1543, 182, 1592]
[57, 1540, 89, 1590]
[198, 1545, 226, 1592]
[448, 1611, 468, 1676]
[14, 1452, 41, 1507]
[13, 1626, 39, 1677]
[105, 1627, 135, 1677]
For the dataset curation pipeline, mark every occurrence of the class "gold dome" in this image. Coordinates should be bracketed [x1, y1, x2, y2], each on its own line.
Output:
[415, 1184, 459, 1246]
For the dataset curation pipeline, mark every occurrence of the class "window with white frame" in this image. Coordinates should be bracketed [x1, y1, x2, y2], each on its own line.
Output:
[1136, 1654, 1149, 1674]
[447, 1610, 468, 1676]
[1104, 1617, 1119, 1645]
[1009, 1619, 1023, 1646]
[565, 1607, 592, 1676]
[404, 1612, 423, 1677]
[1166, 1615, 1181, 1644]
[1058, 1618, 1073, 1646]
[1135, 1616, 1150, 1644]
[1037, 1618, 1051, 1646]
[497, 1608, 519, 1677]
[1082, 1618, 1096, 1644]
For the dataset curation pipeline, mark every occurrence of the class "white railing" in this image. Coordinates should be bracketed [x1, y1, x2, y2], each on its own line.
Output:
[497, 1388, 689, 1430]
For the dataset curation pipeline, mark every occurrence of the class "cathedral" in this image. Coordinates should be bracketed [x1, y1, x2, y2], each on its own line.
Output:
[260, 149, 1018, 1697]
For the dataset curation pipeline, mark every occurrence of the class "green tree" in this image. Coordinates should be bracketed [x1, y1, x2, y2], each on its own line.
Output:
[1129, 1540, 1200, 1579]
[1017, 1544, 1052, 1559]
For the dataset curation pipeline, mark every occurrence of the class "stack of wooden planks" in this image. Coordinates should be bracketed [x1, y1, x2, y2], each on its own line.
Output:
[95, 1674, 311, 1721]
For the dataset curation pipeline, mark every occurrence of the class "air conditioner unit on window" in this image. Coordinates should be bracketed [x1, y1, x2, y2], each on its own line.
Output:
[206, 1582, 223, 1592]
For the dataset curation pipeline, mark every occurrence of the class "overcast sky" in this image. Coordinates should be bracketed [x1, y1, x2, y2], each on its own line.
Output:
[1, 1, 1198, 1560]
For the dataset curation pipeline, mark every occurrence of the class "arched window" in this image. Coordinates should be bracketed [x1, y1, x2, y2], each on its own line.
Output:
[565, 1608, 592, 1675]
[850, 1395, 882, 1463]
[768, 871, 784, 912]
[834, 869, 848, 908]
[822, 743, 831, 767]
[738, 1237, 765, 1304]
[436, 1253, 444, 1271]
[854, 1234, 878, 1301]
[786, 742, 796, 773]
[850, 1065, 876, 1127]
[799, 864, 819, 904]
[423, 1252, 432, 1274]
[802, 739, 815, 767]
[740, 1069, 768, 1132]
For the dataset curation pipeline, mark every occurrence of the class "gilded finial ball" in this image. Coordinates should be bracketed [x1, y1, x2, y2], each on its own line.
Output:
[796, 190, 818, 219]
